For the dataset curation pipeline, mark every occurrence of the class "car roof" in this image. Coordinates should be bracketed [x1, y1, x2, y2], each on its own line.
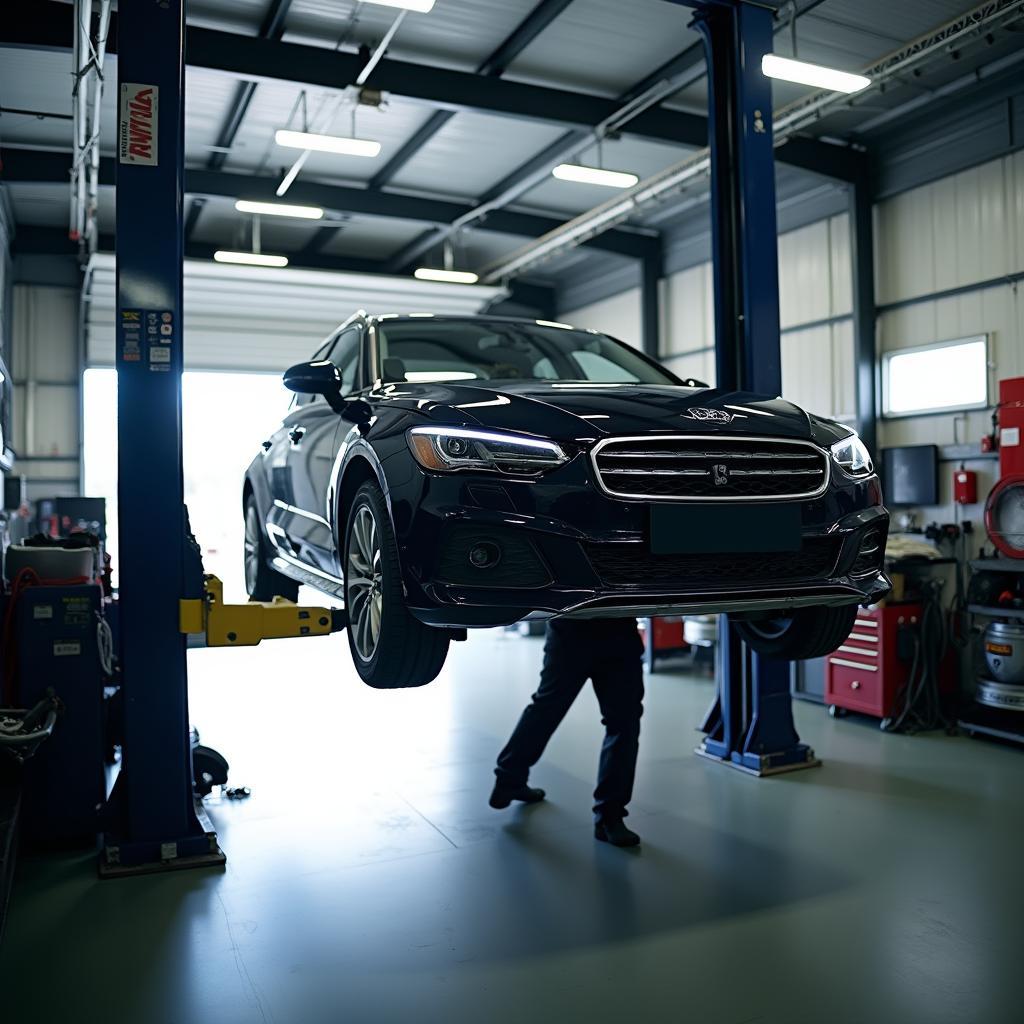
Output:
[366, 313, 598, 332]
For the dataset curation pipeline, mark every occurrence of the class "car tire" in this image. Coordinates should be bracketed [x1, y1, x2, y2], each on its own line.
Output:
[343, 481, 450, 689]
[736, 604, 858, 661]
[244, 495, 300, 603]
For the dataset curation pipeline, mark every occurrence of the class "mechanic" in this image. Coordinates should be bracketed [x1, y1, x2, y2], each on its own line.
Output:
[489, 617, 644, 848]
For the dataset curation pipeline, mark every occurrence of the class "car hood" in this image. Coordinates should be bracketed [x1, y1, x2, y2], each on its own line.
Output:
[374, 380, 823, 442]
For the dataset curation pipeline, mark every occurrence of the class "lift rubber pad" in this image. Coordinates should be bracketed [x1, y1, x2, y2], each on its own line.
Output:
[650, 503, 801, 555]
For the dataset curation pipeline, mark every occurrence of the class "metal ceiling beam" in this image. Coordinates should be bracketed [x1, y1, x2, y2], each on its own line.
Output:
[0, 147, 658, 259]
[184, 0, 294, 241]
[369, 0, 576, 189]
[2, 3, 707, 148]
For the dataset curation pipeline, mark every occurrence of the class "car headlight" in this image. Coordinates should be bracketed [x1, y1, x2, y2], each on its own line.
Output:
[407, 426, 568, 476]
[830, 433, 873, 476]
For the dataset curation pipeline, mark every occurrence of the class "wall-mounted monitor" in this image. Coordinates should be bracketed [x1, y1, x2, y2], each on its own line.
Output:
[880, 445, 939, 507]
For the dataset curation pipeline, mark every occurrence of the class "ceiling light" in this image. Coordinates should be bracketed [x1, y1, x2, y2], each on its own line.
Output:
[365, 0, 435, 11]
[414, 268, 480, 284]
[214, 251, 289, 268]
[235, 200, 323, 220]
[761, 54, 870, 94]
[552, 164, 639, 189]
[275, 129, 381, 158]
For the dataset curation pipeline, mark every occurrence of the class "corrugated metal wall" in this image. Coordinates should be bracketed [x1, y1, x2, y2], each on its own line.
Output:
[10, 284, 81, 497]
[562, 151, 1024, 521]
[563, 212, 857, 422]
[876, 151, 1024, 518]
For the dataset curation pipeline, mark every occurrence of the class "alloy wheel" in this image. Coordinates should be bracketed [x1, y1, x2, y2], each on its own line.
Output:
[244, 504, 260, 594]
[347, 505, 383, 662]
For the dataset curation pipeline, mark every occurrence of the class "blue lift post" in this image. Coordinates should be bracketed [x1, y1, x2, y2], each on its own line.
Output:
[672, 0, 819, 775]
[100, 0, 225, 874]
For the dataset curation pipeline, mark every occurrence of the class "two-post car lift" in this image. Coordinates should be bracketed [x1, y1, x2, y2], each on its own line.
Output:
[104, 0, 815, 876]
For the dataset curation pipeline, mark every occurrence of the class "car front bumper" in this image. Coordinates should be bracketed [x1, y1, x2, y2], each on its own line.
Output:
[385, 454, 890, 629]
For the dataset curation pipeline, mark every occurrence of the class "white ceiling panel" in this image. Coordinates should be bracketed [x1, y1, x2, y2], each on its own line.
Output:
[387, 110, 567, 197]
[504, 0, 699, 97]
[285, 0, 539, 73]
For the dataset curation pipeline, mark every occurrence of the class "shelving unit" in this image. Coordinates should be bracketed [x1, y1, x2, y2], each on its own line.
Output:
[959, 558, 1024, 747]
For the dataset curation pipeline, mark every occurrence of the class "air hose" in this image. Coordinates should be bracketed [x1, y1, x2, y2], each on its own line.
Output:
[883, 579, 954, 734]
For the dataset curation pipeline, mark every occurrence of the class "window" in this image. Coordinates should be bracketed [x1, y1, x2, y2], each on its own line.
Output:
[881, 336, 988, 417]
[375, 319, 677, 385]
[328, 327, 361, 394]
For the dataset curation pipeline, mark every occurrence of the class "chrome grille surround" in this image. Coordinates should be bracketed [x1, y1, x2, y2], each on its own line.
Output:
[590, 434, 831, 502]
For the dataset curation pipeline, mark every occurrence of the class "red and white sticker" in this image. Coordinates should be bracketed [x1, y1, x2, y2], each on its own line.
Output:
[119, 83, 158, 165]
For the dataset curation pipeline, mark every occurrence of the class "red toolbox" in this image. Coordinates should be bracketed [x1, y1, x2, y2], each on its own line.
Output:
[825, 604, 955, 722]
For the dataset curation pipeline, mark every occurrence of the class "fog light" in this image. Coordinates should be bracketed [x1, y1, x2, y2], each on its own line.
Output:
[468, 542, 501, 569]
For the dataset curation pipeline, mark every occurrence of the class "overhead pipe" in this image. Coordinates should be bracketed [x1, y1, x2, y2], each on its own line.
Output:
[481, 0, 1024, 283]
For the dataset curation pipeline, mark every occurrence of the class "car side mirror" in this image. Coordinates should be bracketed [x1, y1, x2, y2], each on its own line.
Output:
[339, 398, 372, 426]
[283, 359, 341, 398]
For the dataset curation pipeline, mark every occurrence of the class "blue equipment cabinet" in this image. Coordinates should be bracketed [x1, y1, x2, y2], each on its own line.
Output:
[13, 585, 107, 842]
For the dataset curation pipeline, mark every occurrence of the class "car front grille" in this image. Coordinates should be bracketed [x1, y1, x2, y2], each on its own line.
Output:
[592, 435, 829, 500]
[583, 537, 841, 589]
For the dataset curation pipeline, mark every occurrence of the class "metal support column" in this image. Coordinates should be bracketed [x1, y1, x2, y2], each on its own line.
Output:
[679, 0, 817, 775]
[101, 0, 224, 874]
[850, 175, 877, 456]
[641, 248, 663, 359]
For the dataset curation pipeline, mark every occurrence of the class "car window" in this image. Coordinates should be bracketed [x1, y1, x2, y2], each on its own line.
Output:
[375, 320, 677, 385]
[328, 327, 361, 395]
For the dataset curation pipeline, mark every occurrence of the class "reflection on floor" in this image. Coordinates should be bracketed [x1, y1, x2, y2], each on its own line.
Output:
[2, 615, 1022, 1024]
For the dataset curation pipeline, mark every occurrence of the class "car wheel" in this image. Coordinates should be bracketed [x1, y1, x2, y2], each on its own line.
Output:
[344, 481, 450, 688]
[736, 604, 857, 660]
[244, 496, 299, 603]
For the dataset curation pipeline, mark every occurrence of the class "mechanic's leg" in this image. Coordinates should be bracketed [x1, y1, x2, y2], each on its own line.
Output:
[493, 629, 589, 793]
[590, 632, 645, 825]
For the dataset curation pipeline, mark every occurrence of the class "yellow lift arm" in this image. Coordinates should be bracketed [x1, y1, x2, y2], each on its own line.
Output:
[180, 575, 347, 647]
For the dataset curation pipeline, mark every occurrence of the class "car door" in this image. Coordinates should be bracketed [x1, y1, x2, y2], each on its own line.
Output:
[280, 325, 362, 574]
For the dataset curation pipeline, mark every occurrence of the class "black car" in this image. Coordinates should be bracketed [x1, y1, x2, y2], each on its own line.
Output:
[244, 312, 889, 689]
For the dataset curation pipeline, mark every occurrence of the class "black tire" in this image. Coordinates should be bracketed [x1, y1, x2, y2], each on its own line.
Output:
[244, 495, 299, 603]
[343, 481, 449, 689]
[736, 604, 858, 661]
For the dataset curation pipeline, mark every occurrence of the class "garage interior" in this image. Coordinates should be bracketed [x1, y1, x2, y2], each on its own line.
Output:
[2, 0, 1024, 1021]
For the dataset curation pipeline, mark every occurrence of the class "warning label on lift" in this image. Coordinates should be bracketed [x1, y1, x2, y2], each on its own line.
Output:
[119, 84, 158, 166]
[118, 309, 174, 371]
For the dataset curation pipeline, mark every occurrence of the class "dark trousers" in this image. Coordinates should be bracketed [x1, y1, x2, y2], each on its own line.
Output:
[495, 618, 644, 822]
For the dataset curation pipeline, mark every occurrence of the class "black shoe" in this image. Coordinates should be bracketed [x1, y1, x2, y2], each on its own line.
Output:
[489, 784, 546, 809]
[595, 818, 640, 847]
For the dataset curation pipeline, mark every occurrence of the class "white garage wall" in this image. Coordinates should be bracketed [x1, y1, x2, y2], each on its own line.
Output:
[9, 284, 81, 498]
[562, 212, 856, 421]
[875, 151, 1024, 522]
[559, 287, 643, 349]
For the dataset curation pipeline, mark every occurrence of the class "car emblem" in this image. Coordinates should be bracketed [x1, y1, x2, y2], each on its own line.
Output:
[712, 463, 730, 487]
[684, 407, 733, 423]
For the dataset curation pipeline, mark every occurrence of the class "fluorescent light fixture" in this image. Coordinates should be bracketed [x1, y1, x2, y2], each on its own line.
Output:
[761, 54, 870, 94]
[552, 164, 639, 189]
[275, 129, 381, 158]
[413, 268, 480, 284]
[213, 251, 289, 268]
[365, 0, 435, 11]
[235, 200, 323, 220]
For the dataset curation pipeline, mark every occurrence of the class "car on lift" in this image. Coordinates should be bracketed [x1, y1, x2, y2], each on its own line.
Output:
[243, 312, 889, 689]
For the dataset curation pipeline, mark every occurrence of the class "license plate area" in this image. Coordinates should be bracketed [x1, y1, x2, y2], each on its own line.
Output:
[650, 503, 802, 555]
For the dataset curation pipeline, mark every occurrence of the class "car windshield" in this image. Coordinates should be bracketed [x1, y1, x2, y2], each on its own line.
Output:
[374, 318, 678, 386]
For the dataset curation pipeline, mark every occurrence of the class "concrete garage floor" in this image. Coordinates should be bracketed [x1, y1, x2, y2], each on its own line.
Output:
[2, 618, 1022, 1024]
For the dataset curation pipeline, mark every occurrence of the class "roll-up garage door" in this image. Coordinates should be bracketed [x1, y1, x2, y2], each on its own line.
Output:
[83, 253, 508, 371]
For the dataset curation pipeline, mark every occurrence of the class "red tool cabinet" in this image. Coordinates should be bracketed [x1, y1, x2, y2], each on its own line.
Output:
[825, 604, 953, 721]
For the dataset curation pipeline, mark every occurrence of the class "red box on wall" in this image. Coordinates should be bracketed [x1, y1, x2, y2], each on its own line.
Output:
[998, 377, 1024, 479]
[825, 604, 956, 722]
